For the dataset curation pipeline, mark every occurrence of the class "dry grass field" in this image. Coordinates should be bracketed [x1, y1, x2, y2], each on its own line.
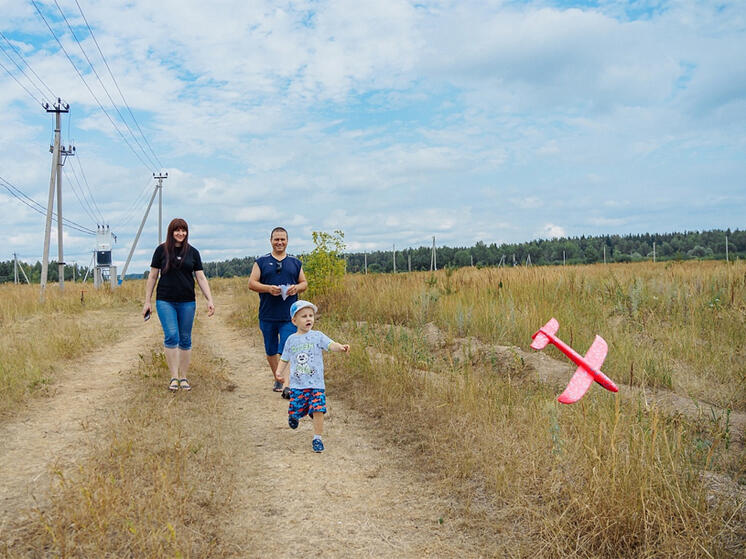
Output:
[1, 261, 744, 557]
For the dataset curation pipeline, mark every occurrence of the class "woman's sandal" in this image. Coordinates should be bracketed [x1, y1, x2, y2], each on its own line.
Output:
[179, 378, 191, 391]
[169, 378, 179, 391]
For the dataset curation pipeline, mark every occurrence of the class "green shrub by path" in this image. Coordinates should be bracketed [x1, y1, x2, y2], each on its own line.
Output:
[301, 230, 346, 299]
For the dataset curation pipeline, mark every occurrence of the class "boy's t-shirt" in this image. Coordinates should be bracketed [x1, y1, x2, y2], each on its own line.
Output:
[280, 330, 333, 390]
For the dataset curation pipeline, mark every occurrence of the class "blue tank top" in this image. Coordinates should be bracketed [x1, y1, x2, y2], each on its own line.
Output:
[255, 253, 303, 322]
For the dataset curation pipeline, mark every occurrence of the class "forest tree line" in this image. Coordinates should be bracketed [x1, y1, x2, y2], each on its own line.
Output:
[1, 229, 743, 283]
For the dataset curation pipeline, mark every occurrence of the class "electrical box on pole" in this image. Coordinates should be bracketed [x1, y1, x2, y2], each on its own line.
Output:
[94, 225, 117, 288]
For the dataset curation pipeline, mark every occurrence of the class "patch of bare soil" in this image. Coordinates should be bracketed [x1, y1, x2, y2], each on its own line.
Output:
[0, 308, 160, 537]
[206, 309, 484, 558]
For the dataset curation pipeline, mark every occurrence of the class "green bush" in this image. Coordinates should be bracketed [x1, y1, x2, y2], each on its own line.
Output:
[302, 230, 346, 298]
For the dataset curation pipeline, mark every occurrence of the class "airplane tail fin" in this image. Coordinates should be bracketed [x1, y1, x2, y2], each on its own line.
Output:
[530, 318, 559, 350]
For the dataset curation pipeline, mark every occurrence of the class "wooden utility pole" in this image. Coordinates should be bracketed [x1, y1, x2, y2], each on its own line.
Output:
[430, 236, 437, 271]
[393, 244, 396, 273]
[41, 99, 73, 298]
[121, 182, 159, 281]
[364, 252, 367, 274]
[154, 172, 168, 244]
[13, 254, 31, 284]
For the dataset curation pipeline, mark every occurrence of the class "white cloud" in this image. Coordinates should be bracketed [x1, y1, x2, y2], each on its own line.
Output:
[539, 223, 566, 239]
[1, 0, 745, 272]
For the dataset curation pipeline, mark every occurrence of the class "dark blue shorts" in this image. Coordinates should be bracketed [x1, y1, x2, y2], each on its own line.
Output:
[288, 388, 326, 420]
[259, 320, 297, 356]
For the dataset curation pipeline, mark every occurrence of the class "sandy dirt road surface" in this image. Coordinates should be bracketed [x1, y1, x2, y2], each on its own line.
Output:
[1, 296, 487, 557]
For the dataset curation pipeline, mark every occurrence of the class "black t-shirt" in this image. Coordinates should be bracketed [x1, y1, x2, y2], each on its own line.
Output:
[150, 244, 203, 302]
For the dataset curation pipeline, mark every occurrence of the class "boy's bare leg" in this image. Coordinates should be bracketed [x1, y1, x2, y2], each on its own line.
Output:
[312, 411, 324, 436]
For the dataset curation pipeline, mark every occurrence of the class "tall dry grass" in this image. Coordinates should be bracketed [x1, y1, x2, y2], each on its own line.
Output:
[315, 261, 745, 557]
[0, 281, 144, 418]
[3, 322, 237, 558]
[328, 260, 746, 409]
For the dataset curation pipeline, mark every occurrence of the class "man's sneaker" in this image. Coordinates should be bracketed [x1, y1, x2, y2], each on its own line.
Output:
[288, 416, 299, 429]
[312, 438, 324, 453]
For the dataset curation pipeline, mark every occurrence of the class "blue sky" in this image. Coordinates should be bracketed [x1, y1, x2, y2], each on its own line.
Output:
[1, 0, 744, 274]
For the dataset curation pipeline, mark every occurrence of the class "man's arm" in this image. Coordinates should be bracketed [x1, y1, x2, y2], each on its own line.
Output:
[248, 261, 281, 296]
[286, 267, 308, 297]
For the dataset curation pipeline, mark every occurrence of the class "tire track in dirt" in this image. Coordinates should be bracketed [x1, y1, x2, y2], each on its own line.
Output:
[0, 308, 160, 537]
[206, 301, 482, 558]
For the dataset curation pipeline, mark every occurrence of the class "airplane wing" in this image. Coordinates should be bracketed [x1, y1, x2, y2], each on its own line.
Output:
[530, 317, 559, 350]
[557, 335, 608, 404]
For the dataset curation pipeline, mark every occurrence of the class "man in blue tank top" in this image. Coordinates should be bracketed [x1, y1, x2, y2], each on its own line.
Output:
[248, 227, 308, 392]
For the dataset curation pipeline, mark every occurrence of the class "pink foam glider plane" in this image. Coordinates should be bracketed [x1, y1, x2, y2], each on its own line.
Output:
[531, 318, 619, 404]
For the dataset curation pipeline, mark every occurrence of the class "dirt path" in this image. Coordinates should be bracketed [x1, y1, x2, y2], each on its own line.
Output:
[206, 305, 481, 558]
[1, 297, 486, 557]
[0, 308, 160, 536]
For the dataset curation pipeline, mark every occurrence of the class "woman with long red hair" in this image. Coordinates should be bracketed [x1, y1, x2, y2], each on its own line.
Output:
[143, 218, 214, 391]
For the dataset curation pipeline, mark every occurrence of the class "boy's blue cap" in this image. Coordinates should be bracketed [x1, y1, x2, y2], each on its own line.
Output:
[290, 300, 317, 319]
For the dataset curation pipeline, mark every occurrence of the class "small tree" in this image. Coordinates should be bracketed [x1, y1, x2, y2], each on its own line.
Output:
[302, 230, 346, 297]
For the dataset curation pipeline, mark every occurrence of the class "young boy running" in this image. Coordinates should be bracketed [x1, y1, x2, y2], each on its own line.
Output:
[276, 300, 350, 453]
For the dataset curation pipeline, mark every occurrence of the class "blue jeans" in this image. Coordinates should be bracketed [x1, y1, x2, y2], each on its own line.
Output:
[156, 300, 196, 350]
[259, 320, 297, 355]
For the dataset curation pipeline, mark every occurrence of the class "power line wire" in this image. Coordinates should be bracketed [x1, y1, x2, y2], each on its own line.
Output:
[31, 0, 157, 173]
[112, 176, 156, 231]
[51, 0, 160, 171]
[73, 152, 106, 223]
[0, 56, 44, 105]
[0, 174, 96, 235]
[63, 164, 101, 225]
[0, 31, 57, 101]
[73, 0, 163, 170]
